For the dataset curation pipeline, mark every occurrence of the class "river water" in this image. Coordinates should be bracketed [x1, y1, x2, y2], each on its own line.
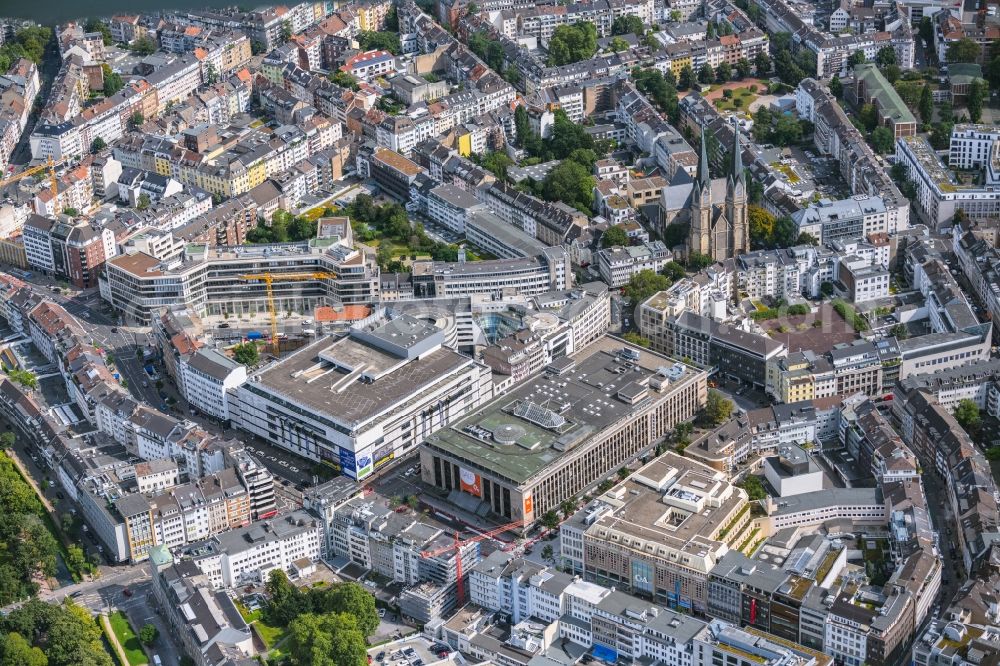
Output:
[0, 1, 242, 25]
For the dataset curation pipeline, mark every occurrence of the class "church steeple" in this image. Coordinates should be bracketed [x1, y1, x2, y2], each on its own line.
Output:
[728, 117, 745, 198]
[697, 126, 711, 191]
[727, 118, 749, 255]
[688, 127, 713, 257]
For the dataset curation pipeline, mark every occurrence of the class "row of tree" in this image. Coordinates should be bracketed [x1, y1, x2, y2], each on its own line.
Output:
[0, 26, 51, 74]
[0, 452, 62, 606]
[0, 599, 114, 666]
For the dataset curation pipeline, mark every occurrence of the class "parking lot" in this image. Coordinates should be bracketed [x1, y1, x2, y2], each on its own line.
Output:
[369, 635, 453, 666]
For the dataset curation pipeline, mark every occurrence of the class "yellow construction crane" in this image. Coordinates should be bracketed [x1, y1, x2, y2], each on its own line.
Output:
[240, 272, 337, 355]
[0, 158, 60, 200]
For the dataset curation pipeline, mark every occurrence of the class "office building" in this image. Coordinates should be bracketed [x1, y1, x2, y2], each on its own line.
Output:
[231, 314, 493, 480]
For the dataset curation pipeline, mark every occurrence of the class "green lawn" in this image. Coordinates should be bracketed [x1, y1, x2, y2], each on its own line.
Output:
[235, 600, 287, 651]
[234, 600, 261, 624]
[109, 611, 147, 666]
[713, 87, 758, 111]
[256, 621, 287, 649]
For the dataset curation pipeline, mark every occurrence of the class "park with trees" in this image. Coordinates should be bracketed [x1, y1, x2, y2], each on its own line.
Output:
[262, 573, 379, 666]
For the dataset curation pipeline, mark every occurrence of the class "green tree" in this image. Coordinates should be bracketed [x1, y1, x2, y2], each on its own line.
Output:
[288, 613, 367, 666]
[919, 16, 934, 48]
[749, 204, 775, 249]
[736, 58, 752, 79]
[986, 55, 1000, 90]
[0, 632, 48, 666]
[954, 399, 981, 432]
[611, 15, 644, 35]
[264, 570, 307, 627]
[357, 31, 402, 55]
[280, 20, 292, 42]
[678, 64, 696, 90]
[919, 83, 934, 124]
[547, 22, 598, 66]
[602, 225, 630, 247]
[753, 106, 773, 143]
[541, 544, 556, 566]
[623, 270, 670, 303]
[608, 37, 630, 52]
[139, 624, 158, 645]
[310, 583, 379, 636]
[136, 193, 151, 211]
[128, 111, 144, 130]
[541, 159, 594, 213]
[4, 600, 112, 666]
[84, 18, 112, 46]
[622, 331, 651, 348]
[541, 510, 560, 529]
[7, 369, 38, 390]
[930, 120, 954, 150]
[715, 62, 731, 83]
[129, 35, 157, 56]
[698, 62, 714, 83]
[687, 252, 713, 271]
[662, 261, 686, 282]
[889, 323, 909, 340]
[883, 64, 901, 83]
[0, 433, 14, 449]
[875, 45, 897, 66]
[859, 103, 879, 132]
[946, 37, 980, 63]
[329, 70, 360, 90]
[101, 64, 123, 96]
[848, 50, 866, 67]
[738, 475, 767, 501]
[967, 79, 985, 123]
[829, 75, 843, 98]
[754, 51, 771, 76]
[772, 115, 802, 146]
[870, 126, 895, 154]
[90, 137, 106, 154]
[704, 389, 733, 425]
[232, 342, 259, 366]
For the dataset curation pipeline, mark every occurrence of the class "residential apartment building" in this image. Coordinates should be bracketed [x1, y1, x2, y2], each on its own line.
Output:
[183, 509, 322, 589]
[597, 241, 670, 288]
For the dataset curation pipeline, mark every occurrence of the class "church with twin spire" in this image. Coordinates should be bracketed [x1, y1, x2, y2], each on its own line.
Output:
[687, 118, 750, 262]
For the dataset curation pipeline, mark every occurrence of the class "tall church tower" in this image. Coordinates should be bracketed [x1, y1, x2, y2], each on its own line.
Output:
[688, 128, 712, 257]
[727, 118, 749, 256]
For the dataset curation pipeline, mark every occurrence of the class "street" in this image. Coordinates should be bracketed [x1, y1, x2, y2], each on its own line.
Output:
[0, 273, 161, 407]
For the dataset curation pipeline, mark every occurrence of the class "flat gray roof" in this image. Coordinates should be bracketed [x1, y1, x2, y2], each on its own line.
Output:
[424, 337, 697, 484]
[248, 334, 473, 428]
